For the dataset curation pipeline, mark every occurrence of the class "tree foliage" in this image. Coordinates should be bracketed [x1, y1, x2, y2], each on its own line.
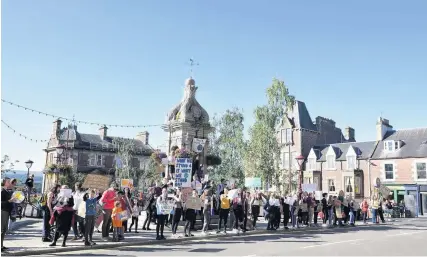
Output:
[113, 138, 161, 189]
[245, 78, 295, 189]
[208, 108, 246, 186]
[1, 155, 19, 175]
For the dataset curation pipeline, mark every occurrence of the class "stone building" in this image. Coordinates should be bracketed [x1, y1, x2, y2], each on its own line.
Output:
[42, 119, 154, 192]
[277, 100, 355, 191]
[307, 117, 427, 216]
[162, 77, 213, 177]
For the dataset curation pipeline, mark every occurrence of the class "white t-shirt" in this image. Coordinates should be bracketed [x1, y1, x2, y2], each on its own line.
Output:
[72, 190, 85, 211]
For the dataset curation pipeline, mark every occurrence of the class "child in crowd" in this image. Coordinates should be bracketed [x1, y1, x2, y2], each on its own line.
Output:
[83, 189, 101, 246]
[129, 199, 140, 233]
[111, 201, 123, 242]
[49, 198, 75, 247]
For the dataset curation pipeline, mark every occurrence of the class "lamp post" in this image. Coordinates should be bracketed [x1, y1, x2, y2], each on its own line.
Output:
[25, 159, 34, 178]
[295, 154, 305, 193]
[55, 144, 66, 184]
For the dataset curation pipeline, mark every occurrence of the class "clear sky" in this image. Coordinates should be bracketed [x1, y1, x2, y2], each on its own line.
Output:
[1, 0, 426, 171]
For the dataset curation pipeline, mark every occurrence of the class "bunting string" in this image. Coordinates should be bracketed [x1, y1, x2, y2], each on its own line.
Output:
[1, 120, 49, 143]
[1, 99, 163, 128]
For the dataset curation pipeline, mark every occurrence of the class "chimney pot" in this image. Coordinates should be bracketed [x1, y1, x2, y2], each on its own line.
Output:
[136, 131, 149, 145]
[99, 125, 108, 140]
[345, 127, 355, 141]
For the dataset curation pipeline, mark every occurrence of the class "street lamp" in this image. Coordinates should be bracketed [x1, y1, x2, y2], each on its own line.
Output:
[295, 154, 305, 193]
[25, 159, 34, 177]
[56, 144, 66, 157]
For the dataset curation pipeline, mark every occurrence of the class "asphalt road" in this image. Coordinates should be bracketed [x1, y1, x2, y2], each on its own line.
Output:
[31, 219, 427, 256]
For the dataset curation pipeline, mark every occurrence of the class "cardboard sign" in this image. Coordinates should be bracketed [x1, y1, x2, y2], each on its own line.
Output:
[245, 177, 262, 188]
[157, 200, 174, 215]
[181, 187, 193, 202]
[175, 158, 192, 188]
[186, 196, 202, 210]
[302, 184, 317, 192]
[82, 174, 111, 191]
[379, 185, 391, 197]
[121, 179, 134, 189]
[59, 189, 72, 198]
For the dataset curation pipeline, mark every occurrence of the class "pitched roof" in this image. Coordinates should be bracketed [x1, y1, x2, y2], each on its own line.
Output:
[315, 141, 377, 161]
[371, 128, 427, 159]
[287, 101, 318, 131]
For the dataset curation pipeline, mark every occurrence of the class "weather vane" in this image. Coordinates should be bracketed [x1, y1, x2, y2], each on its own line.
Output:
[188, 58, 199, 77]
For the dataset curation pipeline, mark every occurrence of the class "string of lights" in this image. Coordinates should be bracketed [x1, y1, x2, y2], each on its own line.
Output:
[1, 120, 50, 143]
[1, 99, 164, 128]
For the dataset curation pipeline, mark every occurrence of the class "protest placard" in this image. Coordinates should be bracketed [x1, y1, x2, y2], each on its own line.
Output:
[185, 196, 202, 210]
[302, 184, 316, 192]
[175, 158, 192, 188]
[181, 187, 193, 202]
[157, 200, 174, 215]
[121, 179, 134, 189]
[82, 174, 111, 190]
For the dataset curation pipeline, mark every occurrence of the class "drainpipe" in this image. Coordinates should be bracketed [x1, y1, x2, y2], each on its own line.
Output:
[368, 158, 372, 198]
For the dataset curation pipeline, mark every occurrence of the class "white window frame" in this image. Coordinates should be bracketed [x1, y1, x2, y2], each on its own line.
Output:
[344, 176, 353, 193]
[281, 128, 293, 144]
[96, 154, 105, 167]
[328, 179, 336, 192]
[308, 157, 316, 171]
[416, 162, 427, 180]
[326, 155, 336, 170]
[384, 163, 395, 180]
[346, 155, 356, 170]
[383, 140, 401, 152]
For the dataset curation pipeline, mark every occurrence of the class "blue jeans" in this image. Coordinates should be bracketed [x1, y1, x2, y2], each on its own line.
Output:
[371, 209, 377, 223]
[349, 211, 355, 224]
[42, 209, 51, 238]
[328, 208, 333, 225]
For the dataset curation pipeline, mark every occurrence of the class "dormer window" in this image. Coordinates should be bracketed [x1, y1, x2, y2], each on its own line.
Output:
[383, 140, 401, 152]
[326, 155, 336, 169]
[307, 157, 316, 170]
[347, 155, 356, 170]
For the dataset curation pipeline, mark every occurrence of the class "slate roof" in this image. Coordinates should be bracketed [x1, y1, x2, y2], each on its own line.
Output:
[315, 141, 377, 161]
[371, 128, 427, 159]
[287, 101, 318, 131]
[50, 126, 154, 156]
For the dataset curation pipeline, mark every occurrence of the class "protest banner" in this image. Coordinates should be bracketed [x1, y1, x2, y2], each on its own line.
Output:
[181, 187, 193, 202]
[121, 179, 134, 189]
[185, 196, 202, 210]
[157, 200, 174, 215]
[245, 177, 262, 188]
[302, 183, 316, 192]
[82, 174, 111, 190]
[175, 158, 192, 188]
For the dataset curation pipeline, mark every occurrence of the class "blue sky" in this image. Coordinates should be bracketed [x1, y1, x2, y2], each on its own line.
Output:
[2, 0, 426, 171]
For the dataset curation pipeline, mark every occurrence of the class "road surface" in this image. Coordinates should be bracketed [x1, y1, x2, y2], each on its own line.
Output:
[29, 219, 427, 256]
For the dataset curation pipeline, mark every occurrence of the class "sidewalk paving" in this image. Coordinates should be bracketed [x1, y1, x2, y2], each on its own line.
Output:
[2, 217, 403, 256]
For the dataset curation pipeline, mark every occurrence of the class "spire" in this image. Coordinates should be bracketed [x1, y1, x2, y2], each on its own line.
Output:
[187, 58, 199, 78]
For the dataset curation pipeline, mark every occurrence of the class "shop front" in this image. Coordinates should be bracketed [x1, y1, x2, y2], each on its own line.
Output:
[420, 185, 427, 216]
[383, 184, 420, 217]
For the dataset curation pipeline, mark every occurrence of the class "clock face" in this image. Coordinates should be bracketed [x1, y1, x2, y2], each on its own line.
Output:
[192, 106, 202, 118]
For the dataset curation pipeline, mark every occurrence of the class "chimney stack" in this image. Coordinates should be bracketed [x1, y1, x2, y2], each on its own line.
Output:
[345, 127, 355, 142]
[53, 119, 62, 138]
[376, 117, 393, 141]
[99, 125, 108, 140]
[136, 131, 149, 145]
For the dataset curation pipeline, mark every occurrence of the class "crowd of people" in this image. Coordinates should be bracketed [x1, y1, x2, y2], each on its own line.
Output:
[1, 175, 406, 253]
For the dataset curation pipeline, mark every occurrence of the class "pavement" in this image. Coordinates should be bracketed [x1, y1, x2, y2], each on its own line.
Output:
[3, 217, 425, 256]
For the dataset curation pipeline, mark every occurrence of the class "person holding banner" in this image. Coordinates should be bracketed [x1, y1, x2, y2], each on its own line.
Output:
[250, 193, 261, 229]
[155, 188, 168, 240]
[217, 189, 231, 234]
[170, 189, 183, 236]
[183, 190, 198, 237]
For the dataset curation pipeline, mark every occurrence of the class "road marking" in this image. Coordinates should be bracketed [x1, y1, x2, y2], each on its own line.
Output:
[302, 239, 365, 249]
[386, 231, 427, 237]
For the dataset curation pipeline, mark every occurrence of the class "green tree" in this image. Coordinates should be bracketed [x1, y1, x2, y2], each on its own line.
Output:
[113, 138, 161, 189]
[1, 155, 19, 175]
[208, 108, 246, 187]
[245, 78, 295, 189]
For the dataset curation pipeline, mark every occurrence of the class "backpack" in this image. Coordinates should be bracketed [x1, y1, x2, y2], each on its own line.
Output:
[39, 193, 48, 210]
